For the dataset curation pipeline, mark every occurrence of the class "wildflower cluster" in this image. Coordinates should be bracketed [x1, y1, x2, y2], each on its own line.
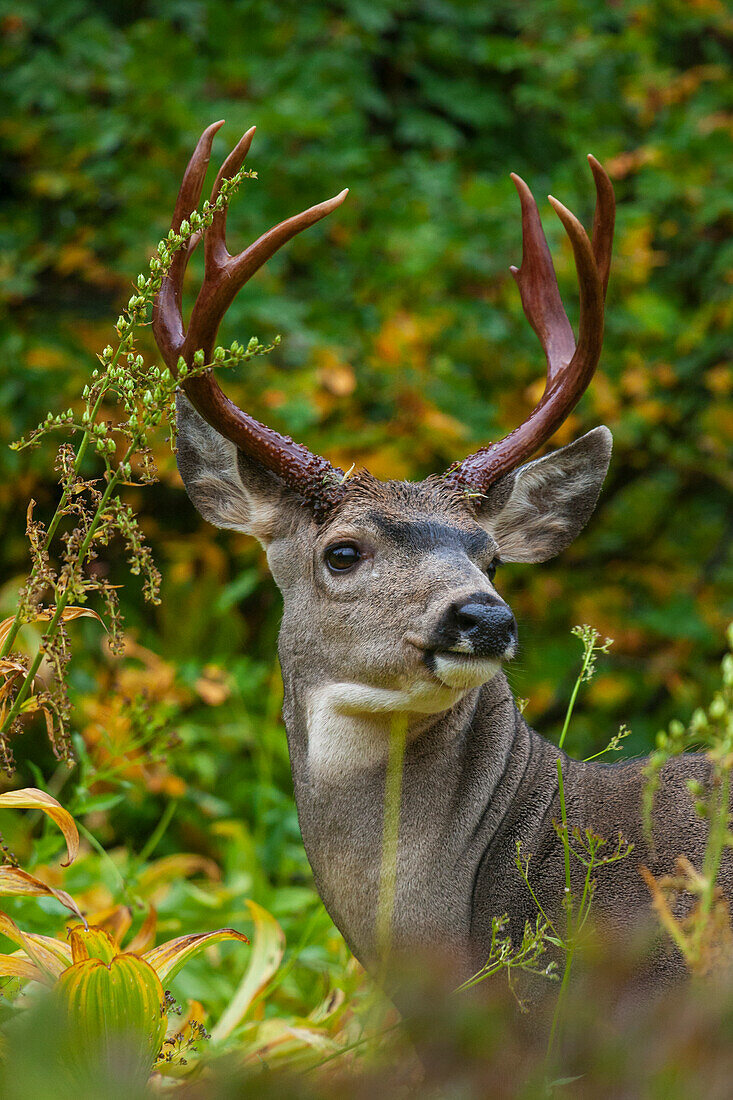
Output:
[569, 624, 613, 686]
[0, 161, 276, 770]
[158, 1018, 212, 1068]
[456, 912, 557, 1009]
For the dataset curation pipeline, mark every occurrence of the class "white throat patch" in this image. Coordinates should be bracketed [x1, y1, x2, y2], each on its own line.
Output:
[305, 678, 471, 780]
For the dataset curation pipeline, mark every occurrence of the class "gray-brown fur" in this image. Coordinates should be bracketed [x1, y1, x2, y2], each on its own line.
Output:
[176, 394, 722, 985]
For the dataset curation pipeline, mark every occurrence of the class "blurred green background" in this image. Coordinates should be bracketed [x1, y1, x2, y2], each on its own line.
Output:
[0, 0, 731, 913]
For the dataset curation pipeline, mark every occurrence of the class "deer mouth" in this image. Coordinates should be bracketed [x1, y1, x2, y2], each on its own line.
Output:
[426, 649, 504, 690]
[417, 644, 509, 690]
[404, 631, 513, 690]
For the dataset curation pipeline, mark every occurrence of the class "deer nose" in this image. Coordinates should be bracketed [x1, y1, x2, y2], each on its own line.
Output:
[435, 595, 517, 659]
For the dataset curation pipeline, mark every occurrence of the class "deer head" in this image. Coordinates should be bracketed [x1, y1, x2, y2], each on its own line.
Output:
[154, 123, 614, 730]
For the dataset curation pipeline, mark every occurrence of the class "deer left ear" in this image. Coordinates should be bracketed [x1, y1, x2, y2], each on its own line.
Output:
[474, 426, 613, 563]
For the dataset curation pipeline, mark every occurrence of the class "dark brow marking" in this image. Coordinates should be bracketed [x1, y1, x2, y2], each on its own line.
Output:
[365, 512, 491, 556]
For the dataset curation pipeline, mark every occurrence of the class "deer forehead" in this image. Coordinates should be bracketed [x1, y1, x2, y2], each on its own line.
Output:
[319, 475, 493, 554]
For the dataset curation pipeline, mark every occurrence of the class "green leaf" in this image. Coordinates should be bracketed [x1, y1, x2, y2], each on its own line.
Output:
[211, 900, 285, 1042]
[73, 793, 126, 815]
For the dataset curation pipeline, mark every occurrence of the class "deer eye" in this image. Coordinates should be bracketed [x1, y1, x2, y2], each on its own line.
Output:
[486, 559, 499, 582]
[325, 542, 362, 573]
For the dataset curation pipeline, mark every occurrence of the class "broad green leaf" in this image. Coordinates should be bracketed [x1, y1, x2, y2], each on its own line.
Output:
[57, 954, 167, 1085]
[0, 788, 79, 866]
[212, 900, 285, 1042]
[72, 793, 126, 815]
[0, 866, 84, 922]
[143, 927, 249, 985]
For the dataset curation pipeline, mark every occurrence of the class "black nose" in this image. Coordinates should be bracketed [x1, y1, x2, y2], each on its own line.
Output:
[434, 593, 517, 659]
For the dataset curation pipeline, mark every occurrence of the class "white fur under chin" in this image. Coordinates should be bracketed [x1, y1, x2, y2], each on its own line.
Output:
[306, 652, 510, 780]
[432, 654, 502, 690]
[306, 679, 466, 780]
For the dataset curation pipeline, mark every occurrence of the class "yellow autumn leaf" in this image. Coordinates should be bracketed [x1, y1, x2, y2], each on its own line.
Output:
[17, 932, 72, 970]
[143, 927, 249, 984]
[0, 658, 26, 681]
[0, 788, 79, 866]
[0, 866, 84, 923]
[0, 606, 105, 652]
[18, 695, 57, 745]
[0, 954, 44, 983]
[34, 606, 106, 631]
[125, 906, 157, 955]
[1, 928, 73, 986]
[0, 911, 68, 982]
[136, 853, 220, 901]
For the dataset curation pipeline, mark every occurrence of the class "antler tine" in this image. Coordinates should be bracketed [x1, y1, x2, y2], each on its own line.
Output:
[204, 125, 257, 270]
[152, 121, 224, 370]
[185, 185, 349, 366]
[588, 154, 615, 298]
[152, 123, 349, 519]
[508, 172, 576, 387]
[446, 158, 614, 493]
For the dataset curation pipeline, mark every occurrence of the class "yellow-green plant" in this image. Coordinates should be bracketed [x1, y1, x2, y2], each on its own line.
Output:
[0, 787, 248, 1085]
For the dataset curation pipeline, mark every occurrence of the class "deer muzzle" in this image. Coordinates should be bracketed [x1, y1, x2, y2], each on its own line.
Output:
[430, 593, 518, 661]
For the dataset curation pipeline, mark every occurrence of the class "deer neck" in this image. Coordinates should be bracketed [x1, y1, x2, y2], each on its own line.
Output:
[280, 667, 540, 972]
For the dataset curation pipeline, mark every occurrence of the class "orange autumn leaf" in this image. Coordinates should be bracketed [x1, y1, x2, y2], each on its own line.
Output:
[0, 606, 105, 652]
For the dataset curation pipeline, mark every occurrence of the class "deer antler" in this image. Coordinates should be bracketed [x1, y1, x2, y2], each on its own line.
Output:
[152, 121, 349, 518]
[445, 156, 615, 493]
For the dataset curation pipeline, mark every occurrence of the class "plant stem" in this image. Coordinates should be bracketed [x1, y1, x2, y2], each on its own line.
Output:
[693, 768, 731, 961]
[545, 636, 595, 1074]
[137, 800, 178, 864]
[77, 820, 127, 892]
[42, 385, 111, 551]
[558, 645, 594, 752]
[546, 941, 575, 1072]
[376, 714, 407, 977]
[556, 758, 572, 923]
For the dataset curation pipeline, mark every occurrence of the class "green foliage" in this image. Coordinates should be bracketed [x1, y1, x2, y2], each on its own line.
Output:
[1, 0, 730, 762]
[0, 1, 731, 1093]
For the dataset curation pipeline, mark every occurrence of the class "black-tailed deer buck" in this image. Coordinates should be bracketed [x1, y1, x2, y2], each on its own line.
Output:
[154, 122, 727, 985]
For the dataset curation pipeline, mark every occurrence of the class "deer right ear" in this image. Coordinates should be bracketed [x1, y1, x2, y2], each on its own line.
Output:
[473, 426, 613, 563]
[175, 394, 300, 545]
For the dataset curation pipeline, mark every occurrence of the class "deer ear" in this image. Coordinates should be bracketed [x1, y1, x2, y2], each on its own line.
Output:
[175, 394, 301, 545]
[474, 426, 612, 563]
